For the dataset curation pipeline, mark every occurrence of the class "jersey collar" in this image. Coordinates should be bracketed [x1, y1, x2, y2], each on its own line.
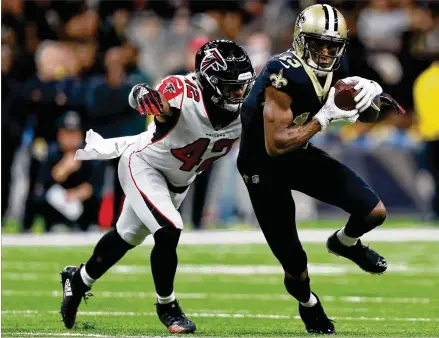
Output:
[293, 53, 333, 103]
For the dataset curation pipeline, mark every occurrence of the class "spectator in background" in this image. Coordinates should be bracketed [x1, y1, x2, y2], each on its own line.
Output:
[244, 32, 272, 75]
[75, 41, 101, 79]
[57, 0, 99, 41]
[3, 0, 437, 229]
[85, 47, 147, 227]
[171, 35, 210, 76]
[358, 0, 433, 53]
[1, 0, 36, 80]
[127, 11, 168, 82]
[20, 41, 84, 232]
[357, 0, 433, 109]
[1, 45, 25, 221]
[413, 58, 439, 220]
[189, 2, 229, 39]
[98, 7, 130, 52]
[410, 1, 439, 62]
[34, 111, 100, 231]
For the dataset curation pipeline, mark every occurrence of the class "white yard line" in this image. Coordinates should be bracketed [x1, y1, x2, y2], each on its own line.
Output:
[3, 333, 153, 338]
[112, 263, 439, 275]
[2, 228, 439, 246]
[2, 263, 438, 280]
[2, 310, 439, 323]
[2, 289, 432, 304]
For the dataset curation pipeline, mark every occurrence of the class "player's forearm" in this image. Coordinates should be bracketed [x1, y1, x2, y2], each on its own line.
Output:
[68, 183, 93, 201]
[267, 120, 321, 157]
[52, 163, 70, 183]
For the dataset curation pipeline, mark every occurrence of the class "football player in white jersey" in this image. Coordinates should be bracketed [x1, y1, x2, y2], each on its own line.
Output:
[59, 40, 255, 334]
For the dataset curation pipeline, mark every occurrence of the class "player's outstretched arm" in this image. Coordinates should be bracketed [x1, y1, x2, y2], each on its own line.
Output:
[263, 86, 321, 157]
[128, 84, 172, 118]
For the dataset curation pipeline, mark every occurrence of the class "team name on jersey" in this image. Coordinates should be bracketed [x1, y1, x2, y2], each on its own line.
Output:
[205, 132, 227, 137]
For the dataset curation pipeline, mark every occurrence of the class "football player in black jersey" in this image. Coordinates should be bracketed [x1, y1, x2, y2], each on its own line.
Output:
[238, 4, 391, 334]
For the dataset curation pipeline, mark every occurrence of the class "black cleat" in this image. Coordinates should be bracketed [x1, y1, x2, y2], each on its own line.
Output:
[299, 293, 335, 334]
[326, 231, 388, 274]
[60, 264, 92, 329]
[156, 299, 196, 334]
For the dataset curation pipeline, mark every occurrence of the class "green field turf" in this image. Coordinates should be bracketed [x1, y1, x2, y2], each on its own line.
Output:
[2, 217, 437, 234]
[2, 236, 439, 338]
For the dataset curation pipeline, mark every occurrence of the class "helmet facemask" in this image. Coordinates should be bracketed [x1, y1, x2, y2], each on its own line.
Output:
[297, 32, 348, 76]
[205, 72, 255, 112]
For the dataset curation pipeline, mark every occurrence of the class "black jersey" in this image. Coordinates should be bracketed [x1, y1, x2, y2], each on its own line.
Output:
[239, 49, 348, 164]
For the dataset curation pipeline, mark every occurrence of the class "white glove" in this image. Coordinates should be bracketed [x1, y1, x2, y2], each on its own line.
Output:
[331, 113, 360, 125]
[313, 87, 359, 131]
[344, 76, 383, 113]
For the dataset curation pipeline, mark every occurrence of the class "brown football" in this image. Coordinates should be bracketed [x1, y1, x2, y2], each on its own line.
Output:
[334, 79, 381, 123]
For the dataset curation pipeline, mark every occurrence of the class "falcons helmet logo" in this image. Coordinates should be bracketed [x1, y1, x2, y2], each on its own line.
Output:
[163, 83, 176, 94]
[200, 48, 228, 74]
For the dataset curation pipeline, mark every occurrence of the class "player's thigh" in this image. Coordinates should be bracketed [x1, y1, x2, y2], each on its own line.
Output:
[170, 187, 189, 210]
[242, 171, 306, 274]
[293, 146, 380, 216]
[116, 200, 150, 246]
[118, 150, 184, 235]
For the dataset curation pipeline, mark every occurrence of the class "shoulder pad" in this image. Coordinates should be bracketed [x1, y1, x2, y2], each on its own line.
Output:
[263, 53, 307, 96]
[266, 52, 308, 83]
[156, 76, 185, 110]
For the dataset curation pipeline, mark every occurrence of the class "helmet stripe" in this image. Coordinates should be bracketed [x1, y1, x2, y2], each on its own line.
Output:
[324, 4, 335, 31]
[322, 5, 330, 30]
[332, 7, 339, 31]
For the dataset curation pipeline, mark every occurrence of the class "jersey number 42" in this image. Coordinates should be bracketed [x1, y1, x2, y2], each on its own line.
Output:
[171, 138, 237, 172]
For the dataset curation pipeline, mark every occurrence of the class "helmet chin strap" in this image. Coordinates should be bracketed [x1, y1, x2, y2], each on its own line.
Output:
[209, 94, 240, 113]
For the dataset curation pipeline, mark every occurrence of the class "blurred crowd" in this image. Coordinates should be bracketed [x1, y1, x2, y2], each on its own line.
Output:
[2, 0, 439, 232]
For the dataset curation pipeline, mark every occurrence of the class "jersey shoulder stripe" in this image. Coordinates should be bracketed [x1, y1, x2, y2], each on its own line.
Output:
[156, 75, 185, 110]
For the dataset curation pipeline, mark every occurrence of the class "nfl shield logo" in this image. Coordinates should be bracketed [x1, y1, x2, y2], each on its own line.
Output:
[251, 175, 260, 184]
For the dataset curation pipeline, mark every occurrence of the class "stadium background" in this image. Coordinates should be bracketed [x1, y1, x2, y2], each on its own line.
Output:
[2, 0, 439, 232]
[3, 0, 439, 232]
[2, 1, 439, 337]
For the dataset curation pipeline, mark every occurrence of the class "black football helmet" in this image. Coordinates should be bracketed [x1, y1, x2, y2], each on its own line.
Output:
[195, 40, 255, 112]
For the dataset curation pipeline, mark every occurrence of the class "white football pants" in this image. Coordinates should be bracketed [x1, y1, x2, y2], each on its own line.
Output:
[116, 144, 188, 246]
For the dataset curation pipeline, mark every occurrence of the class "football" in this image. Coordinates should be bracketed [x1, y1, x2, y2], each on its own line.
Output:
[334, 79, 381, 123]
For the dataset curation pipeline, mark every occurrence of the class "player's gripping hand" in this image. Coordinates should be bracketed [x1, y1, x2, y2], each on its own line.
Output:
[344, 76, 383, 113]
[132, 84, 164, 116]
[313, 87, 359, 131]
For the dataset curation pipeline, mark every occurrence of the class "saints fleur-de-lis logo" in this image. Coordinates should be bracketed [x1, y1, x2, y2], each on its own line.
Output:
[269, 69, 288, 89]
[296, 12, 306, 28]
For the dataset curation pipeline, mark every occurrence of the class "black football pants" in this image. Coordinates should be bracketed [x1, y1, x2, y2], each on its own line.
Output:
[237, 144, 380, 277]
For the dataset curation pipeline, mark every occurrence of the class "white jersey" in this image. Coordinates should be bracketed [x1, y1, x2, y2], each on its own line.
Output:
[134, 73, 241, 187]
